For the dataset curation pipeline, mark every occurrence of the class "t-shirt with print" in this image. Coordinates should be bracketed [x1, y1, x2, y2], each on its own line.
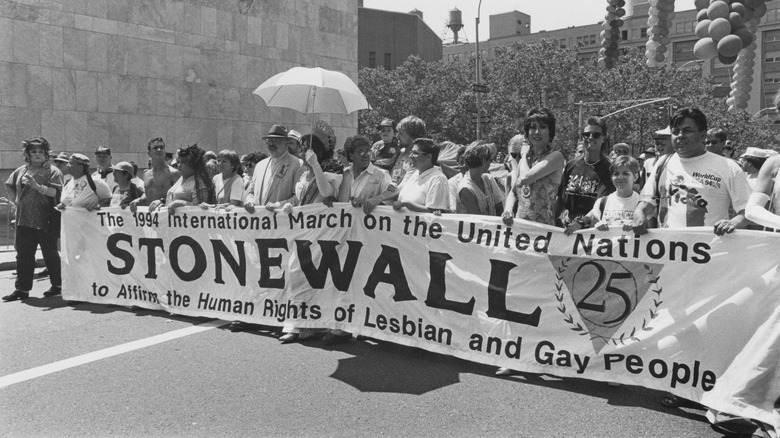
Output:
[640, 152, 751, 227]
[588, 191, 641, 226]
[61, 175, 112, 210]
[558, 156, 615, 220]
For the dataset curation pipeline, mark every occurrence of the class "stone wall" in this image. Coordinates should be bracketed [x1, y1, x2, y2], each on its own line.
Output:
[0, 0, 359, 181]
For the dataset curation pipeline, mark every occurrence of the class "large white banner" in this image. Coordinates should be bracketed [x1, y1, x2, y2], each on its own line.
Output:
[62, 204, 780, 429]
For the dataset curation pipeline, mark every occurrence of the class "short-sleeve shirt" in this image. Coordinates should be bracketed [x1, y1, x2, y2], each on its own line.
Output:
[558, 157, 615, 220]
[337, 163, 392, 202]
[6, 164, 63, 229]
[589, 192, 641, 226]
[62, 175, 112, 210]
[214, 174, 245, 204]
[398, 167, 450, 211]
[640, 152, 751, 227]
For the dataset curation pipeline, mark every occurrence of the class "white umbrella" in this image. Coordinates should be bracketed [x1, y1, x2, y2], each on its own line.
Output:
[252, 66, 370, 115]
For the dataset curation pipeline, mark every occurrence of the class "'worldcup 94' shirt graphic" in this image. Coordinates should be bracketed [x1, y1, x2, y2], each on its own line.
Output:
[640, 152, 750, 227]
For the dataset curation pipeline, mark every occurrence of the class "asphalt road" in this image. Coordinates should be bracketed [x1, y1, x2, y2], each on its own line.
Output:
[0, 270, 723, 438]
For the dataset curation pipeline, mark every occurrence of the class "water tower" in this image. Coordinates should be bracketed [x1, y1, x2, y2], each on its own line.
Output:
[448, 8, 464, 44]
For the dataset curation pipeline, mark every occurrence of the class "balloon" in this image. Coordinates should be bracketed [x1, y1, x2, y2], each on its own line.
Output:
[744, 0, 757, 7]
[754, 3, 767, 18]
[695, 0, 709, 8]
[744, 84, 753, 93]
[655, 52, 666, 62]
[743, 8, 754, 22]
[649, 6, 660, 15]
[736, 101, 748, 110]
[660, 36, 671, 45]
[718, 34, 744, 57]
[728, 12, 744, 30]
[697, 9, 710, 21]
[616, 9, 626, 17]
[646, 40, 661, 49]
[607, 5, 617, 13]
[647, 58, 658, 68]
[694, 37, 718, 60]
[744, 59, 755, 68]
[657, 45, 668, 54]
[658, 1, 675, 12]
[726, 96, 736, 106]
[614, 18, 624, 27]
[730, 2, 747, 16]
[708, 18, 732, 41]
[718, 53, 738, 64]
[658, 27, 670, 37]
[733, 27, 754, 47]
[648, 15, 659, 26]
[707, 1, 731, 20]
[617, 0, 626, 7]
[658, 10, 669, 20]
[608, 0, 619, 5]
[696, 19, 712, 38]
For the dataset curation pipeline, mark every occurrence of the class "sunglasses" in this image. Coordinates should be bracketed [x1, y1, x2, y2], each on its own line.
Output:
[581, 132, 603, 139]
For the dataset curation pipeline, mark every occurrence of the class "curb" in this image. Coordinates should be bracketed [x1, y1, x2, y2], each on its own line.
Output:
[0, 253, 45, 272]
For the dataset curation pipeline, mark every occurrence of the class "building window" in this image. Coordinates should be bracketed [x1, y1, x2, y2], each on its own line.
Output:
[764, 72, 780, 83]
[621, 30, 628, 40]
[590, 34, 596, 45]
[560, 38, 566, 48]
[384, 53, 391, 69]
[766, 30, 780, 42]
[641, 28, 647, 38]
[765, 51, 780, 63]
[368, 51, 376, 68]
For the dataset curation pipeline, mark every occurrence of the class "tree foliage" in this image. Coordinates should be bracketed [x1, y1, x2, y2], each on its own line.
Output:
[357, 41, 777, 156]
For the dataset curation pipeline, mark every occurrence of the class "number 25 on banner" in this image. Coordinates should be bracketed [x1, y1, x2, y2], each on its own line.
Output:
[549, 256, 664, 351]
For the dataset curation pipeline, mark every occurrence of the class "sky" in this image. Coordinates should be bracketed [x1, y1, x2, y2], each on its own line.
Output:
[361, 0, 697, 43]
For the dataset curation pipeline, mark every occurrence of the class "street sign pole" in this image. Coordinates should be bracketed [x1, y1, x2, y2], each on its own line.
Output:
[475, 0, 483, 141]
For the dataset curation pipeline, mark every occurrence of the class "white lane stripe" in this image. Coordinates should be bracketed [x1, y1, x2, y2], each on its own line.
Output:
[0, 319, 228, 389]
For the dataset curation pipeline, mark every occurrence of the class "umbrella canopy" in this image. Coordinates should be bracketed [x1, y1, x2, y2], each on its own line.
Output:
[252, 66, 370, 115]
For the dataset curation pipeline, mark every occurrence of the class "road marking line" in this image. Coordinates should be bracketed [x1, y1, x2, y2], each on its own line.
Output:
[0, 319, 228, 389]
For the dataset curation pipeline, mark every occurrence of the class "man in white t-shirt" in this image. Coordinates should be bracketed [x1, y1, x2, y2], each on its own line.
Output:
[59, 154, 112, 211]
[632, 108, 750, 236]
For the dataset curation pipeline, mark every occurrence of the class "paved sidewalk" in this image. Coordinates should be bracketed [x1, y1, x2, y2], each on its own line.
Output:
[0, 250, 43, 272]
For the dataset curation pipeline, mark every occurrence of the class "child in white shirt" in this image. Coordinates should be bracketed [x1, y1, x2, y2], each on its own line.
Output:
[565, 155, 641, 234]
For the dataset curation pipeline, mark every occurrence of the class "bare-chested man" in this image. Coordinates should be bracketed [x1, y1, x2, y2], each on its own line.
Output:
[129, 137, 180, 212]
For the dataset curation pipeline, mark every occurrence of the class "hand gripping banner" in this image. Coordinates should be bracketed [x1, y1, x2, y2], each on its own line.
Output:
[61, 204, 780, 429]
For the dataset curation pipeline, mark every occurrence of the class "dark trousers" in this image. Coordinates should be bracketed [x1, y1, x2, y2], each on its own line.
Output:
[15, 226, 61, 292]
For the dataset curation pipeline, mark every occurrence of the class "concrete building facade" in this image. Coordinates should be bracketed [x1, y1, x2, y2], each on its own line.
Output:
[0, 0, 359, 180]
[443, 1, 780, 117]
[357, 5, 441, 70]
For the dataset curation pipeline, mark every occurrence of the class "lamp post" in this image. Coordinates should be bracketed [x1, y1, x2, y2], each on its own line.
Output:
[475, 0, 483, 140]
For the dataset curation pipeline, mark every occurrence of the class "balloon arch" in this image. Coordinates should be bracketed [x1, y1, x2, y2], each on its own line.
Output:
[599, 0, 775, 112]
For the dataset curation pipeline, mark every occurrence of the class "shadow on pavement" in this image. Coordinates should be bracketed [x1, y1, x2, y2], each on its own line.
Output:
[3, 295, 713, 424]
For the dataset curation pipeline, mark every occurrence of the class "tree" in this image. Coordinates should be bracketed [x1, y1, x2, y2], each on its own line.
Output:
[357, 44, 777, 157]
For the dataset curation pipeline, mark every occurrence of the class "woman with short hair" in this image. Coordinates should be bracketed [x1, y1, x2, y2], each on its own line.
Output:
[503, 107, 565, 226]
[201, 149, 244, 209]
[392, 138, 450, 215]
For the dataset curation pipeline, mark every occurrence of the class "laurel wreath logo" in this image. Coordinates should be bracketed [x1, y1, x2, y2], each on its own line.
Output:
[554, 258, 663, 346]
